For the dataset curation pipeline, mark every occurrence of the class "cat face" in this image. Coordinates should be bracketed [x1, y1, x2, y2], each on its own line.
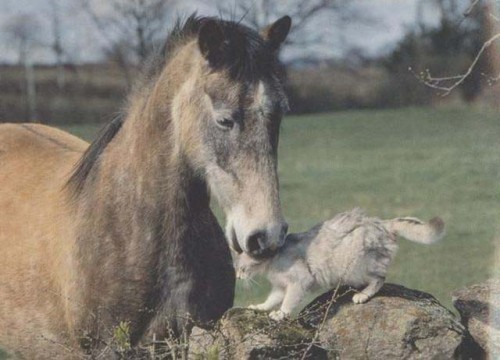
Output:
[234, 252, 265, 280]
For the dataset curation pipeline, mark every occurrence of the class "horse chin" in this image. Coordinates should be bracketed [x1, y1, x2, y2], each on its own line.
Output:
[248, 247, 278, 260]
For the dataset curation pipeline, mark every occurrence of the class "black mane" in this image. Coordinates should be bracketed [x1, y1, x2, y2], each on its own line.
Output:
[67, 14, 281, 196]
[66, 115, 123, 196]
[142, 13, 280, 84]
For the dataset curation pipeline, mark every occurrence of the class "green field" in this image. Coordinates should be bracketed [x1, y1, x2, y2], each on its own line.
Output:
[63, 107, 500, 310]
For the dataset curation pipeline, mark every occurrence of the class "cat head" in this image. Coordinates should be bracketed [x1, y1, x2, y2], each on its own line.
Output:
[233, 251, 268, 280]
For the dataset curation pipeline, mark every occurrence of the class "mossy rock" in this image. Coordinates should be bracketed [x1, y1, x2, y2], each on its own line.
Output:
[452, 278, 500, 359]
[300, 284, 466, 359]
[190, 308, 326, 359]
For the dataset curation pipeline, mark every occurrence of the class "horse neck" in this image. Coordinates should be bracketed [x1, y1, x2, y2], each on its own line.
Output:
[69, 49, 218, 337]
[79, 68, 210, 247]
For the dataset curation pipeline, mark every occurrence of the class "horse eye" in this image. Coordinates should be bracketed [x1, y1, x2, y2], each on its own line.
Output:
[216, 117, 234, 130]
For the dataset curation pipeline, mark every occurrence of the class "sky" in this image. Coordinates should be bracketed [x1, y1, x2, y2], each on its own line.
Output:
[0, 0, 440, 64]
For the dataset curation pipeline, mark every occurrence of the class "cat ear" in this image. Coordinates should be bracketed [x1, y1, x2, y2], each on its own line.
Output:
[261, 16, 292, 49]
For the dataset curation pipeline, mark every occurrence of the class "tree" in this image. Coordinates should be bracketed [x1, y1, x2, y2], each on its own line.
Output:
[4, 14, 41, 66]
[214, 0, 365, 62]
[415, 0, 500, 100]
[48, 0, 66, 90]
[382, 0, 499, 104]
[83, 0, 176, 85]
[4, 14, 41, 122]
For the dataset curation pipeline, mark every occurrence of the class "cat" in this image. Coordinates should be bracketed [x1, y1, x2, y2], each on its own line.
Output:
[234, 208, 445, 321]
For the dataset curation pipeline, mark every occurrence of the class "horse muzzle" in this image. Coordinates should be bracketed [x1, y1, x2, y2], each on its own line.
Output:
[244, 221, 288, 259]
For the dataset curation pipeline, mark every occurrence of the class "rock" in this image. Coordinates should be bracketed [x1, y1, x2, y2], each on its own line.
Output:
[189, 308, 326, 359]
[300, 283, 466, 359]
[189, 326, 223, 359]
[452, 278, 500, 359]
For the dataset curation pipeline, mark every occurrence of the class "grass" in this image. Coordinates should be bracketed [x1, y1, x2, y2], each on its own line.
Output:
[0, 349, 8, 360]
[61, 106, 500, 310]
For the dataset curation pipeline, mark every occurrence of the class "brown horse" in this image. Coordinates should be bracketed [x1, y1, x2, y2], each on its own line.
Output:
[0, 15, 291, 358]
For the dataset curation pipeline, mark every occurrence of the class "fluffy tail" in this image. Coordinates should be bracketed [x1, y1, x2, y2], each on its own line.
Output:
[384, 216, 445, 244]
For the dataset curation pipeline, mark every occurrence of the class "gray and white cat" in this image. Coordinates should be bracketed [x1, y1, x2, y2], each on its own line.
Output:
[234, 208, 445, 321]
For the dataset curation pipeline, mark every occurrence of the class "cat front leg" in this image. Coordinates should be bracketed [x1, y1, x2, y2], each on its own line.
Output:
[248, 287, 285, 311]
[269, 283, 308, 321]
[352, 276, 385, 304]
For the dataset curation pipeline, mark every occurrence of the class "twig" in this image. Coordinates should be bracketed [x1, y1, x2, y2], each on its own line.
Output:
[463, 0, 481, 17]
[299, 282, 345, 360]
[39, 334, 87, 360]
[414, 31, 500, 95]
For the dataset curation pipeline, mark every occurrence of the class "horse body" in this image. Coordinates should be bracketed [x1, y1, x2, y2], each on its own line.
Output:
[0, 15, 291, 358]
[0, 107, 233, 360]
[0, 124, 86, 357]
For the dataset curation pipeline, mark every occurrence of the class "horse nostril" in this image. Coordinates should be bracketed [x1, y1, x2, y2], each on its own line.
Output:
[230, 226, 243, 254]
[246, 230, 267, 253]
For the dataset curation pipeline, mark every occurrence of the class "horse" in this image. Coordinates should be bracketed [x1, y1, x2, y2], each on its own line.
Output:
[0, 14, 291, 358]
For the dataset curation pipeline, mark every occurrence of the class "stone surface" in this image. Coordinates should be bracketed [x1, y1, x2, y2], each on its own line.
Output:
[300, 283, 466, 359]
[452, 278, 500, 359]
[189, 308, 326, 359]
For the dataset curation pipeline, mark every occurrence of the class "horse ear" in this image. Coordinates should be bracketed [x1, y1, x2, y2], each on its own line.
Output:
[261, 16, 292, 49]
[198, 19, 226, 66]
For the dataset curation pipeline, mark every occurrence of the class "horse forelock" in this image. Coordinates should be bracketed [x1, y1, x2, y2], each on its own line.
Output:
[140, 13, 284, 87]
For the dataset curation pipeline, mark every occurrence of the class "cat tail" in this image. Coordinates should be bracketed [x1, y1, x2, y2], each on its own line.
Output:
[384, 216, 445, 244]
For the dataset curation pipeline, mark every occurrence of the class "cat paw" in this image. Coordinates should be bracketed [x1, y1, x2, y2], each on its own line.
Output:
[352, 293, 370, 304]
[248, 304, 263, 310]
[269, 310, 288, 321]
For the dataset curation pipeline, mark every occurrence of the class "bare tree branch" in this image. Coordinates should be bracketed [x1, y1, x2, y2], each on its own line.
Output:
[414, 0, 500, 97]
[464, 0, 481, 17]
[414, 30, 500, 95]
[81, 0, 176, 85]
[47, 0, 67, 90]
[215, 0, 366, 55]
[3, 14, 41, 122]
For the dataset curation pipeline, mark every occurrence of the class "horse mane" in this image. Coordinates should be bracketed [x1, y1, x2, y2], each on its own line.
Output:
[67, 14, 280, 197]
[67, 115, 123, 196]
